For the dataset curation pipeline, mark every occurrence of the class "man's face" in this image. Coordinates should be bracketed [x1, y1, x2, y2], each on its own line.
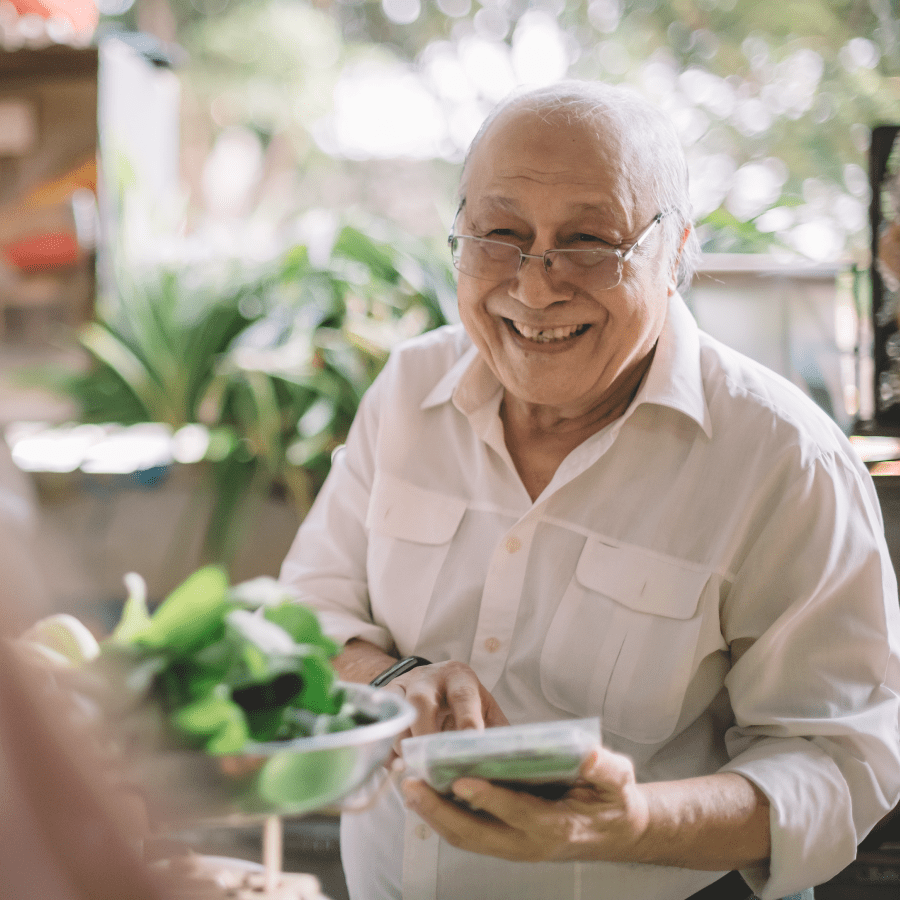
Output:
[456, 106, 678, 418]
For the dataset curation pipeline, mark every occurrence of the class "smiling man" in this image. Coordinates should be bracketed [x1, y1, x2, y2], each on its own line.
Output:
[280, 81, 900, 900]
[450, 97, 683, 500]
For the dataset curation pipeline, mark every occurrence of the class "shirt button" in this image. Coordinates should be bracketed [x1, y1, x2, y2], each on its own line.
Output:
[415, 823, 432, 840]
[505, 535, 522, 553]
[484, 637, 500, 653]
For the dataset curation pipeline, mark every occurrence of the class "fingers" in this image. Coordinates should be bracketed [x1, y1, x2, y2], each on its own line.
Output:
[385, 724, 413, 767]
[379, 683, 412, 764]
[395, 661, 500, 736]
[443, 667, 487, 731]
[450, 777, 546, 825]
[402, 679, 444, 736]
[401, 777, 530, 861]
[401, 776, 571, 862]
[399, 744, 650, 867]
[579, 746, 636, 794]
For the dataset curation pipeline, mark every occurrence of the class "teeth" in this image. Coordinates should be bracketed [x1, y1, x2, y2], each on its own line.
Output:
[512, 321, 587, 343]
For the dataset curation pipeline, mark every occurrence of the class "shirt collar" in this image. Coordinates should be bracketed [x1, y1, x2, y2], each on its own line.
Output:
[421, 293, 711, 438]
[634, 292, 712, 437]
[421, 340, 495, 412]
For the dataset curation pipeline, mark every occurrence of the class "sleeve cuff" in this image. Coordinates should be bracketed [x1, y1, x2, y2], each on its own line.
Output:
[721, 737, 857, 899]
[315, 610, 395, 653]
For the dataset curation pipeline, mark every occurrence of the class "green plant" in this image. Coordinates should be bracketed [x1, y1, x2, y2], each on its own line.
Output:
[99, 565, 361, 753]
[34, 219, 455, 569]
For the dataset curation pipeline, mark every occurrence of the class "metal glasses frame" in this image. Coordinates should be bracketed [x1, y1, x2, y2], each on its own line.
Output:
[448, 211, 667, 289]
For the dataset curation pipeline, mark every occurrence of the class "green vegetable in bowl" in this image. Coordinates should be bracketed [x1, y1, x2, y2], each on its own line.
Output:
[257, 745, 357, 806]
[91, 566, 371, 755]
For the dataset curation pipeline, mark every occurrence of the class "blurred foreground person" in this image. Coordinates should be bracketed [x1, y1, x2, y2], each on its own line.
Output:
[281, 80, 900, 900]
[0, 429, 164, 898]
[0, 436, 225, 900]
[0, 433, 50, 633]
[0, 614, 168, 899]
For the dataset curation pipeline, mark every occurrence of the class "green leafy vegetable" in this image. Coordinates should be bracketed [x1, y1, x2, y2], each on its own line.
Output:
[257, 746, 356, 806]
[173, 686, 250, 755]
[93, 567, 369, 755]
[262, 603, 339, 656]
[130, 566, 230, 654]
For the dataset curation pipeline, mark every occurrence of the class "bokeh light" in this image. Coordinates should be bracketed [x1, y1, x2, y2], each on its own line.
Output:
[201, 126, 264, 217]
[596, 40, 630, 76]
[588, 0, 622, 33]
[382, 0, 421, 26]
[725, 160, 787, 221]
[459, 35, 516, 102]
[839, 37, 880, 72]
[473, 6, 508, 41]
[321, 62, 447, 159]
[511, 11, 569, 85]
[437, 0, 470, 17]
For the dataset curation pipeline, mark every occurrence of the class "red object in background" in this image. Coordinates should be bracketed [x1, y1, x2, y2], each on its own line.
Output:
[8, 0, 98, 32]
[3, 231, 80, 271]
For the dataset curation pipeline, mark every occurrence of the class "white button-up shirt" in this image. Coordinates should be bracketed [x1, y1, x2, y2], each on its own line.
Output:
[280, 294, 900, 900]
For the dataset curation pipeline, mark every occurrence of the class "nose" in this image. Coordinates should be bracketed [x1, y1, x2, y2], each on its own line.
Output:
[508, 253, 572, 309]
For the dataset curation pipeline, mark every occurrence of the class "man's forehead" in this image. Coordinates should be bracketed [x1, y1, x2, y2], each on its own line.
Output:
[462, 193, 621, 221]
[463, 105, 632, 187]
[461, 106, 639, 220]
[481, 102, 628, 153]
[487, 100, 591, 135]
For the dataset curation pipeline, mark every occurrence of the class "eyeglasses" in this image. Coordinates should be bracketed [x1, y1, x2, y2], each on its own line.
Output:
[448, 212, 666, 291]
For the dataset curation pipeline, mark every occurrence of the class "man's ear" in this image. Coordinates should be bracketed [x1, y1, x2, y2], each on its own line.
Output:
[668, 225, 692, 295]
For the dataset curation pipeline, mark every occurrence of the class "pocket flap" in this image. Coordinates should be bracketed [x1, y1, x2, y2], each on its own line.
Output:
[575, 540, 708, 619]
[367, 472, 467, 545]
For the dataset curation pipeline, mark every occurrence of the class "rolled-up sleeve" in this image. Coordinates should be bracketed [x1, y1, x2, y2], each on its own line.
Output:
[279, 373, 395, 652]
[719, 450, 900, 899]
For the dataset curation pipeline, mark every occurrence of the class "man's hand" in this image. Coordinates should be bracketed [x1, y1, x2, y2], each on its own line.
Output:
[332, 640, 509, 763]
[400, 746, 648, 863]
[380, 660, 508, 764]
[392, 659, 509, 735]
[400, 748, 770, 871]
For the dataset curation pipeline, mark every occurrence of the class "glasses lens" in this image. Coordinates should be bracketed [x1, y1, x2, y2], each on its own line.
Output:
[450, 237, 624, 288]
[450, 236, 520, 280]
[548, 249, 622, 289]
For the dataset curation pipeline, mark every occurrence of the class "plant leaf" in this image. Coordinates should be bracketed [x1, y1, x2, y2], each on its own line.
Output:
[111, 572, 152, 644]
[135, 565, 230, 654]
[264, 604, 338, 656]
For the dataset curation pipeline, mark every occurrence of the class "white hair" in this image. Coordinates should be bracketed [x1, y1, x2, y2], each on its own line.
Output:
[459, 80, 701, 288]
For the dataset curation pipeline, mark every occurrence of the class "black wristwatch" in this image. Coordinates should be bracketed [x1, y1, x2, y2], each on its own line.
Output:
[369, 655, 432, 688]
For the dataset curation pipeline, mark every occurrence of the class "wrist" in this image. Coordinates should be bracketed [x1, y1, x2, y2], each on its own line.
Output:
[627, 783, 658, 865]
[628, 775, 770, 870]
[332, 639, 398, 685]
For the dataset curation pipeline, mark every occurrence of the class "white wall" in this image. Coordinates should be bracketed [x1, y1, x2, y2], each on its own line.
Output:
[686, 253, 856, 432]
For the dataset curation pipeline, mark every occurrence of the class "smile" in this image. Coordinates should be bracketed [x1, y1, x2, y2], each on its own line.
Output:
[509, 320, 590, 343]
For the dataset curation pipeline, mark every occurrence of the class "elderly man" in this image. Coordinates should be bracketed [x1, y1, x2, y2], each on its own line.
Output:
[280, 81, 900, 900]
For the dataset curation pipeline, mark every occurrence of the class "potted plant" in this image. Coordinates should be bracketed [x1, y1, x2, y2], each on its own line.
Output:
[27, 218, 455, 575]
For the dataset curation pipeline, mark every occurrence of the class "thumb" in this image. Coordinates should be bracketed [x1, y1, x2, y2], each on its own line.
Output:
[579, 746, 635, 792]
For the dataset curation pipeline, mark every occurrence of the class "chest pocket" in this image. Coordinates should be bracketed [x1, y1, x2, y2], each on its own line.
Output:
[366, 472, 467, 655]
[539, 539, 713, 744]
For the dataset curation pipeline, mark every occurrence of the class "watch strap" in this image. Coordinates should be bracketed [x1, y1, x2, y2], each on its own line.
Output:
[369, 655, 432, 688]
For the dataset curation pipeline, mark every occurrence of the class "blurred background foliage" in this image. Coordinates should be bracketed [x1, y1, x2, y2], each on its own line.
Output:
[28, 0, 900, 570]
[92, 0, 900, 264]
[34, 218, 454, 564]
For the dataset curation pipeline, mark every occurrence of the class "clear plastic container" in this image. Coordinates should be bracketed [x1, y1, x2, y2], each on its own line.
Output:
[401, 718, 601, 800]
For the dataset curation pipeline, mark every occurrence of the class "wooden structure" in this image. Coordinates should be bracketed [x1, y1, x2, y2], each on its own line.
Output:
[0, 45, 99, 343]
